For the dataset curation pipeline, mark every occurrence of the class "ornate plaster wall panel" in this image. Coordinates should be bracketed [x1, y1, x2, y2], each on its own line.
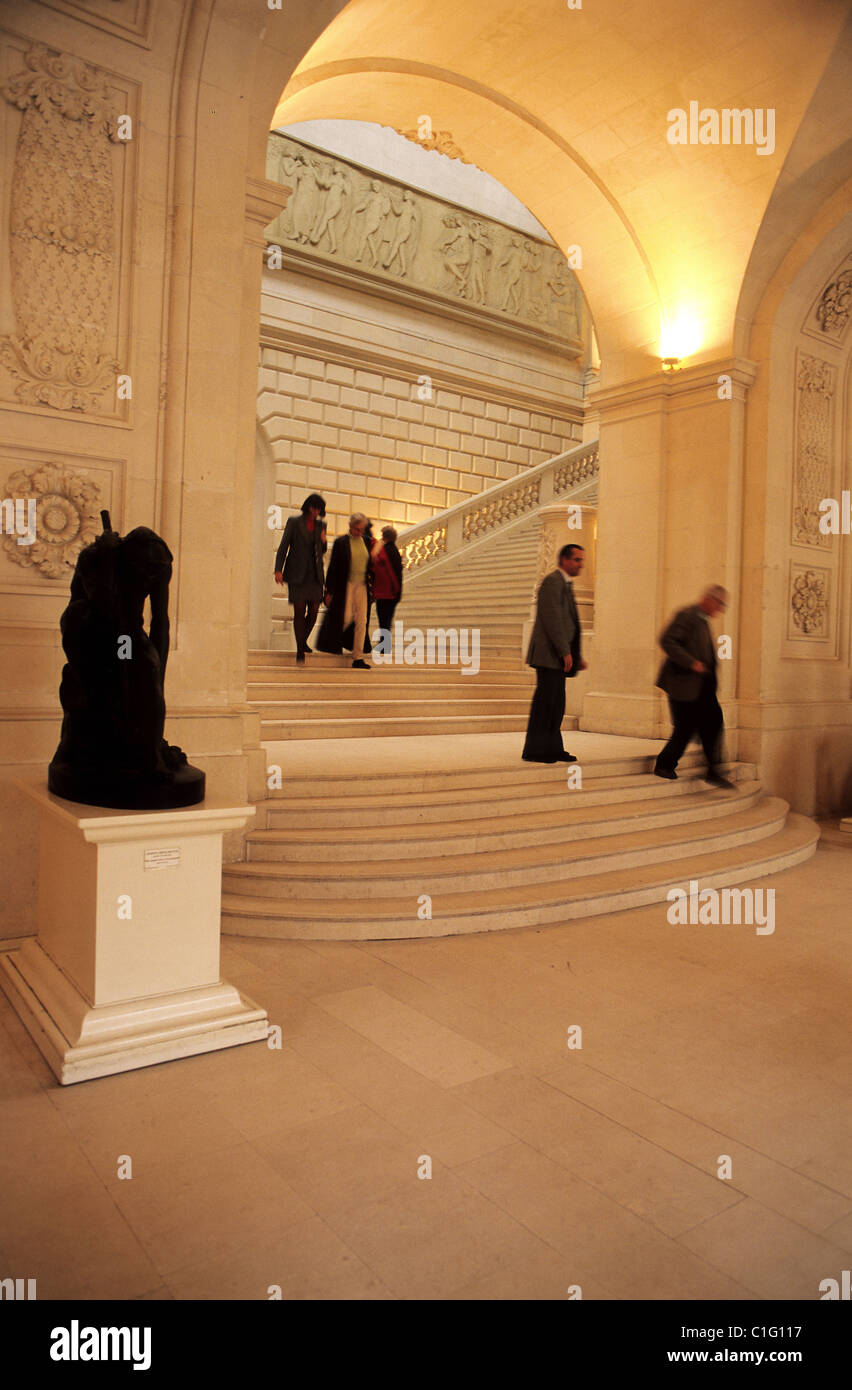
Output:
[0, 39, 137, 420]
[791, 352, 836, 548]
[802, 252, 852, 347]
[787, 563, 831, 643]
[265, 134, 584, 354]
[0, 443, 124, 595]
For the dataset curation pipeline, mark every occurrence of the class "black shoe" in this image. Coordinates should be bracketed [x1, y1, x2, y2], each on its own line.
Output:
[653, 766, 677, 780]
[522, 754, 556, 764]
[705, 771, 735, 789]
[557, 752, 578, 763]
[295, 651, 305, 664]
[352, 659, 370, 669]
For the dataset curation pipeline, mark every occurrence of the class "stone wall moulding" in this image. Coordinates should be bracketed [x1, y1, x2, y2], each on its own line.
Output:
[265, 134, 585, 354]
[0, 447, 123, 589]
[802, 250, 852, 346]
[788, 563, 831, 642]
[791, 352, 836, 549]
[25, 1, 153, 47]
[0, 41, 137, 418]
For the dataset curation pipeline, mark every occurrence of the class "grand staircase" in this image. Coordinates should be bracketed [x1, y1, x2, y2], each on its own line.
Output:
[233, 456, 818, 943]
[221, 745, 818, 940]
[250, 516, 548, 740]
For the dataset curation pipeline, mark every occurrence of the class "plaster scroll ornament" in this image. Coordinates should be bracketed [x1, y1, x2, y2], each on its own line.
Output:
[394, 128, 471, 163]
[815, 266, 852, 337]
[2, 464, 102, 579]
[0, 44, 122, 412]
[793, 355, 835, 548]
[790, 569, 828, 636]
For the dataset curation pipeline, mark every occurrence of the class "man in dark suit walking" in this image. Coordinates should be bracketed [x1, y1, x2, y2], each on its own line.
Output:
[654, 585, 734, 787]
[522, 543, 587, 763]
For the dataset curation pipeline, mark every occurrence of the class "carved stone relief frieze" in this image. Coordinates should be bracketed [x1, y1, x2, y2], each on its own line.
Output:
[266, 134, 584, 348]
[1, 42, 131, 414]
[803, 251, 852, 345]
[788, 564, 830, 640]
[792, 353, 835, 548]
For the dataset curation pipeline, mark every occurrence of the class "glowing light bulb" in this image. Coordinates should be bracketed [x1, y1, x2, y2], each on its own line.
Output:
[660, 308, 703, 364]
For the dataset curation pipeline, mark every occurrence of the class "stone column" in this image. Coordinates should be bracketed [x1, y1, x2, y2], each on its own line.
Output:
[580, 359, 756, 739]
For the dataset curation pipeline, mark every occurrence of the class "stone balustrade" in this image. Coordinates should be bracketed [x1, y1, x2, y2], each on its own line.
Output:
[399, 438, 599, 574]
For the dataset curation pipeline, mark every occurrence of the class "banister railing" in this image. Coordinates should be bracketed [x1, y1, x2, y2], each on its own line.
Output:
[399, 439, 599, 574]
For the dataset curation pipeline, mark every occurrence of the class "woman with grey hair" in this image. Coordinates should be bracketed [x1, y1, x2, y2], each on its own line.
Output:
[315, 512, 374, 666]
[371, 524, 404, 647]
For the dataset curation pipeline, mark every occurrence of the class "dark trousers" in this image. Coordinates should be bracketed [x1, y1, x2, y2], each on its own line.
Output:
[656, 682, 724, 773]
[293, 600, 320, 653]
[375, 599, 398, 636]
[523, 666, 567, 761]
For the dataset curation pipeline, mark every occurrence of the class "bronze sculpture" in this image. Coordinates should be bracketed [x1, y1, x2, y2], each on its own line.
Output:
[48, 511, 205, 809]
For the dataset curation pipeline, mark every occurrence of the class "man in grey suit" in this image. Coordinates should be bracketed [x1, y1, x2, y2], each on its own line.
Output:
[654, 584, 734, 787]
[522, 543, 587, 763]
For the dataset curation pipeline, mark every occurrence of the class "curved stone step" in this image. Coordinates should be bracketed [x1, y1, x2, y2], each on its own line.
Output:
[221, 813, 819, 939]
[248, 680, 533, 700]
[257, 772, 756, 834]
[227, 793, 785, 897]
[260, 748, 716, 799]
[259, 713, 551, 738]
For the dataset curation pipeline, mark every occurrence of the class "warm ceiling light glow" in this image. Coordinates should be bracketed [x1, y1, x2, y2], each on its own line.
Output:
[660, 309, 703, 363]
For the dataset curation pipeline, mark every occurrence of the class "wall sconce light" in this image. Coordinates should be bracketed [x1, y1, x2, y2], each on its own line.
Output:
[661, 357, 682, 373]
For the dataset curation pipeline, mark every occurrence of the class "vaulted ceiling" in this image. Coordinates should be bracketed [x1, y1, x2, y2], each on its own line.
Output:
[270, 0, 852, 383]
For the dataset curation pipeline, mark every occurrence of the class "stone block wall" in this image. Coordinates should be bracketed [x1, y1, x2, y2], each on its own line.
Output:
[257, 347, 583, 542]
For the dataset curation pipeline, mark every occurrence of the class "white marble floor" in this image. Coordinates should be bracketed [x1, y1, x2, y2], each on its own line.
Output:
[1, 830, 850, 1300]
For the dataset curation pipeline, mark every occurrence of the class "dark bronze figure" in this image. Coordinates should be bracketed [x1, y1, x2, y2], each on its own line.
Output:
[48, 512, 205, 809]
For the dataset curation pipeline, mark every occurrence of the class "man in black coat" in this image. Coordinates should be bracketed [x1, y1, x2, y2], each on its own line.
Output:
[522, 543, 587, 763]
[654, 585, 734, 787]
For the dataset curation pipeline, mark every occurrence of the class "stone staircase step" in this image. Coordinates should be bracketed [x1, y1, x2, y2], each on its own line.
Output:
[258, 712, 556, 738]
[225, 793, 784, 897]
[221, 813, 818, 939]
[254, 697, 531, 719]
[258, 747, 712, 799]
[256, 767, 755, 834]
[248, 680, 533, 700]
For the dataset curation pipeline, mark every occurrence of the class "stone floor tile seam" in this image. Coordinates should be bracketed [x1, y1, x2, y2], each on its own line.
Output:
[161, 1210, 395, 1303]
[536, 1060, 852, 1198]
[317, 1172, 577, 1300]
[103, 1142, 323, 1280]
[452, 1140, 766, 1301]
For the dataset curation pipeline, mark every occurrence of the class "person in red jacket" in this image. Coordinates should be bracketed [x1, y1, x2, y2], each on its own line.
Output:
[370, 525, 403, 650]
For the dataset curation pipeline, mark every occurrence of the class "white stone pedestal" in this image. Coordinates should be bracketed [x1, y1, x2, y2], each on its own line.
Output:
[0, 782, 267, 1085]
